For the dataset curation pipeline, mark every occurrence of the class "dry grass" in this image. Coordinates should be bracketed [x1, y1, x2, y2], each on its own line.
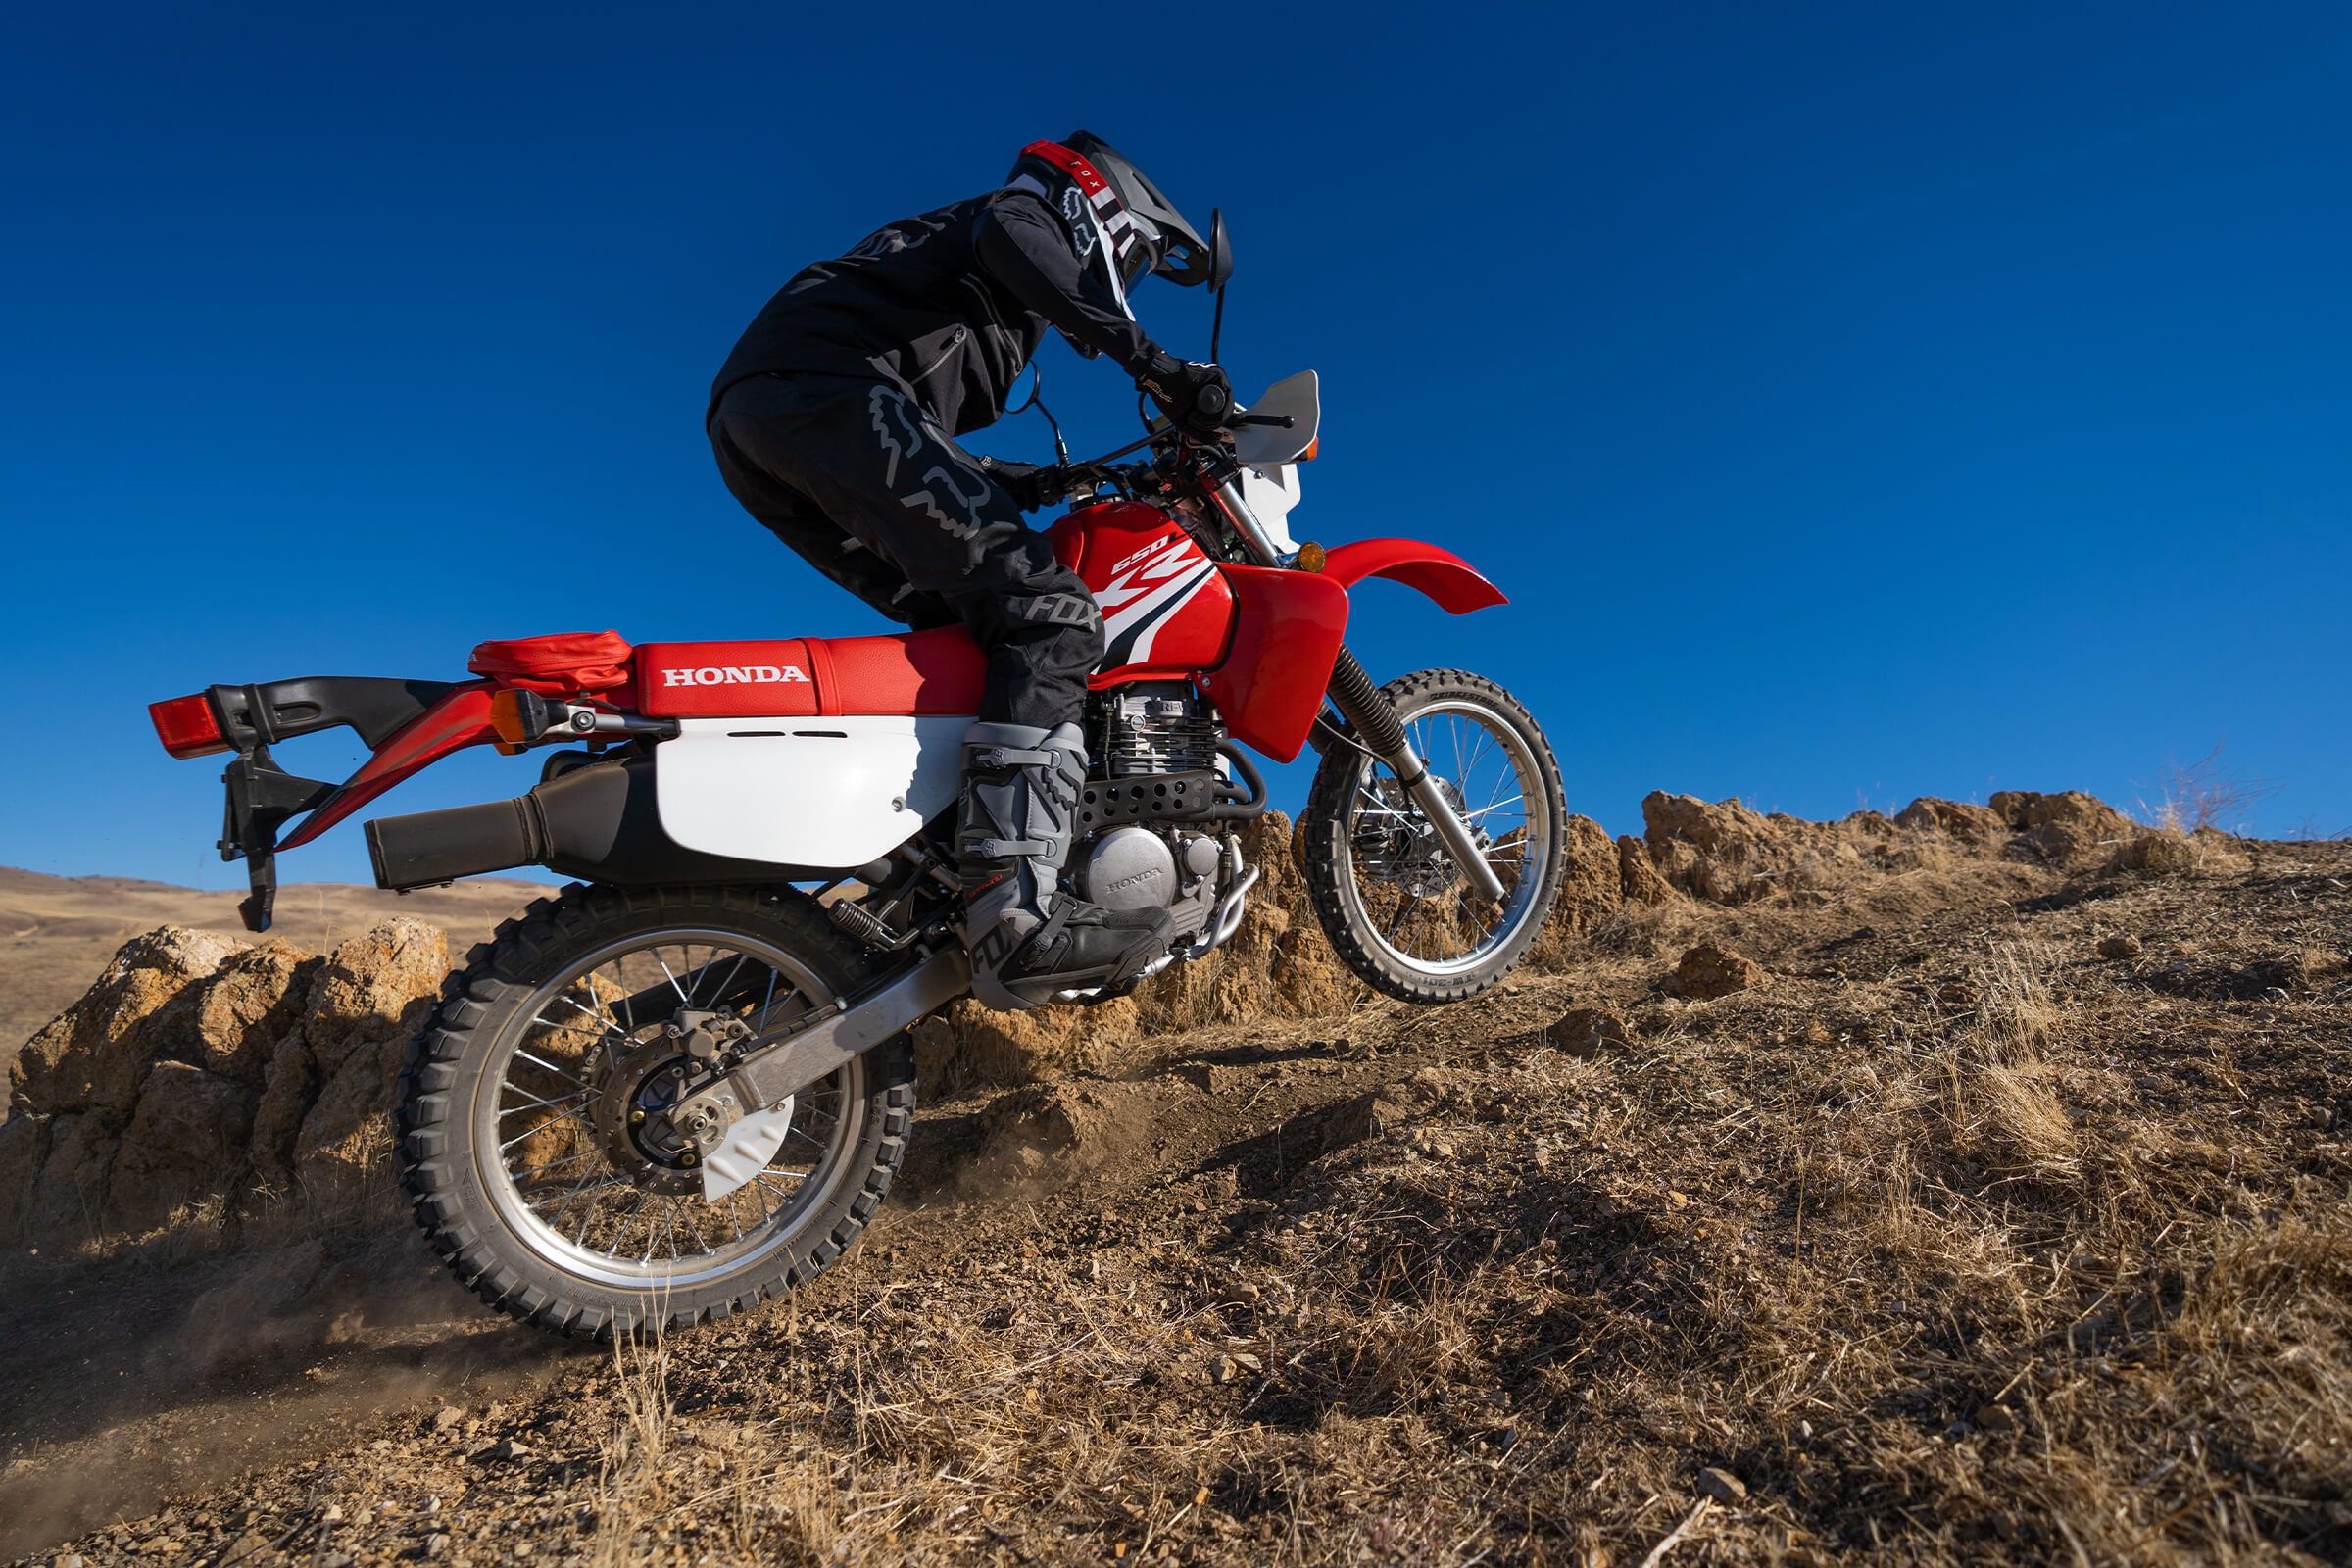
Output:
[2137, 745, 2281, 837]
[7, 832, 2349, 1566]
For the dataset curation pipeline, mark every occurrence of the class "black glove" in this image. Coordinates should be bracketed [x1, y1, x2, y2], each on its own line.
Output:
[978, 456, 1065, 513]
[1136, 352, 1234, 434]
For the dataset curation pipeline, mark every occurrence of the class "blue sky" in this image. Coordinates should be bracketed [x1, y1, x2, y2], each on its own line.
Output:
[3, 3, 2346, 890]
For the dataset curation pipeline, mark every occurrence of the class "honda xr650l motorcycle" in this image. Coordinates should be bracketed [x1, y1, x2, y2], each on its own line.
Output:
[149, 367, 1567, 1337]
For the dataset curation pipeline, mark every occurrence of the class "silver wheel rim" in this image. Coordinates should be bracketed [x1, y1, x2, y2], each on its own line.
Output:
[472, 927, 864, 1292]
[1332, 696, 1552, 978]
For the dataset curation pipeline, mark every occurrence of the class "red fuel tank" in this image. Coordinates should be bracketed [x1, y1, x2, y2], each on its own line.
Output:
[1047, 501, 1237, 686]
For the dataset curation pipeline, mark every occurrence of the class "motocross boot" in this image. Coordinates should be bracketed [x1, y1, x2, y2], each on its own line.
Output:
[956, 721, 1175, 1010]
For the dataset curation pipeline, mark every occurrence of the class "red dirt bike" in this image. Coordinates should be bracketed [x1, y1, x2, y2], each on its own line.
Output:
[148, 369, 1567, 1336]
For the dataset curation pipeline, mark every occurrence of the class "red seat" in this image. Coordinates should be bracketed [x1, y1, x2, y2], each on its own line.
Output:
[467, 630, 635, 696]
[635, 625, 987, 717]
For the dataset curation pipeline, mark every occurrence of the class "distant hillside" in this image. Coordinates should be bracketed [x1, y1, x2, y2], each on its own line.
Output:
[0, 867, 547, 1059]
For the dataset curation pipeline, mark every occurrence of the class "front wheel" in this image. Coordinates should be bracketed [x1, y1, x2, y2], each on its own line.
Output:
[396, 884, 916, 1338]
[1302, 669, 1568, 1004]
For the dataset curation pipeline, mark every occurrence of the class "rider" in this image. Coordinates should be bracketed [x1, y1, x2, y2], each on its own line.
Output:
[707, 134, 1233, 1011]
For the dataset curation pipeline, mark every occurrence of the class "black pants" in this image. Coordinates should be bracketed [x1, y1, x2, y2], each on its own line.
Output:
[709, 372, 1103, 731]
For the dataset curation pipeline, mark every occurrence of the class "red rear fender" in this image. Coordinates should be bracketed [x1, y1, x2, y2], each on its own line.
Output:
[1320, 539, 1507, 613]
[277, 682, 502, 850]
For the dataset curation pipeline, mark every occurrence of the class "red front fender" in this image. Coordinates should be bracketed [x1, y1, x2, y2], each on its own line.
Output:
[1320, 539, 1507, 613]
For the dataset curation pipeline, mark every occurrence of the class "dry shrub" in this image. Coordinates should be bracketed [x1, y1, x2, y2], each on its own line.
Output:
[2110, 824, 2254, 876]
[2139, 745, 2281, 836]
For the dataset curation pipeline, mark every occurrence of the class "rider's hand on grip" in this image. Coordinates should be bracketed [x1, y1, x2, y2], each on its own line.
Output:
[979, 457, 1067, 513]
[1137, 353, 1235, 435]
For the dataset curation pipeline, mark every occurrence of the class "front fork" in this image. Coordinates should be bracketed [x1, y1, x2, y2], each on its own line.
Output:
[1208, 477, 1506, 906]
[1322, 648, 1509, 905]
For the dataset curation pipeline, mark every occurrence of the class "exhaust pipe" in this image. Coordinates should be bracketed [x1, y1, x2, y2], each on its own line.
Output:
[365, 755, 884, 890]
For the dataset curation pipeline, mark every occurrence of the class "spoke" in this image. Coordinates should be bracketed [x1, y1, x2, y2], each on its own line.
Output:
[1478, 757, 1510, 816]
[500, 1108, 595, 1152]
[600, 1192, 650, 1256]
[654, 954, 691, 1006]
[529, 1007, 611, 1045]
[692, 951, 748, 1010]
[1463, 795, 1523, 820]
[613, 962, 639, 1034]
[512, 1049, 590, 1089]
[581, 976, 625, 1040]
[553, 993, 627, 1041]
[755, 965, 780, 1031]
[1353, 780, 1409, 818]
[1464, 727, 1495, 783]
[512, 1146, 601, 1183]
[1385, 891, 1423, 943]
[498, 1086, 590, 1119]
[546, 1175, 623, 1230]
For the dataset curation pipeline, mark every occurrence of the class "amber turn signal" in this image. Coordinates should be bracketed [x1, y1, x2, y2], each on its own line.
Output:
[1294, 540, 1327, 573]
[488, 688, 531, 747]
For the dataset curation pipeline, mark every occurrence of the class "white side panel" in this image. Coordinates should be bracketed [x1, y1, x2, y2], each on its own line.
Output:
[655, 714, 970, 868]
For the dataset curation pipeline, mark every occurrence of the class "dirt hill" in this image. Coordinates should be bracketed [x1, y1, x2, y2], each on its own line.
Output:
[1, 795, 2345, 1565]
[0, 868, 545, 1073]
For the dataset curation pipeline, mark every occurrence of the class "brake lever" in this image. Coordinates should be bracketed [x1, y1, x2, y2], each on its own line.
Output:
[1229, 413, 1297, 429]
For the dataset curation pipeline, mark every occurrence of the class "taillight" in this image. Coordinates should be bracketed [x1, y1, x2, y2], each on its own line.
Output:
[149, 693, 230, 759]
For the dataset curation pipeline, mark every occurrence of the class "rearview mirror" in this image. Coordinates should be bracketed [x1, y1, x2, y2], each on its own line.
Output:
[1206, 209, 1234, 290]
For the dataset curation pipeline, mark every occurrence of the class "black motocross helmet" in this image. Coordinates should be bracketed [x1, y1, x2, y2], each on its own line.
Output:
[1006, 132, 1219, 304]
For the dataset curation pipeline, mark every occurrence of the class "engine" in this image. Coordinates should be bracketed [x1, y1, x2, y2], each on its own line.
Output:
[1071, 684, 1243, 945]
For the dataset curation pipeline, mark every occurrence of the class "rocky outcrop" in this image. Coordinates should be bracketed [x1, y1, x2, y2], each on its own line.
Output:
[1634, 787, 2185, 906]
[109, 1061, 259, 1227]
[2107, 825, 2252, 876]
[12, 926, 243, 1116]
[1988, 790, 2136, 865]
[194, 941, 318, 1086]
[1551, 815, 1626, 936]
[1616, 835, 1677, 905]
[288, 921, 449, 1182]
[1893, 797, 2003, 843]
[3, 918, 448, 1247]
[1671, 942, 1768, 1001]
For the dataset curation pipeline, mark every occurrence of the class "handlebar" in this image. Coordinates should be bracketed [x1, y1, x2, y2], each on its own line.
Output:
[1023, 408, 1291, 510]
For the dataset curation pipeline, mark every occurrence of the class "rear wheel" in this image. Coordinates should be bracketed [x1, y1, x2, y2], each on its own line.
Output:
[1302, 669, 1568, 1003]
[396, 884, 914, 1338]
